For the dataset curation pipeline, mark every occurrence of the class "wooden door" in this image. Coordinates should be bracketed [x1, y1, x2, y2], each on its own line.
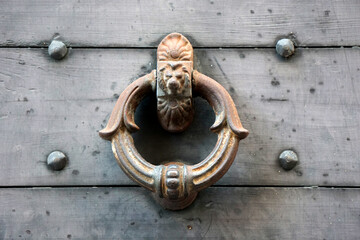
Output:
[1, 1, 359, 239]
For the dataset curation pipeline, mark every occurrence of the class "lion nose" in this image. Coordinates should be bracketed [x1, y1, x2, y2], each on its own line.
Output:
[167, 78, 180, 92]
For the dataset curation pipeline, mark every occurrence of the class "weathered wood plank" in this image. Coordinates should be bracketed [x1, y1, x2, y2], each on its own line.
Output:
[0, 187, 359, 239]
[1, 0, 360, 47]
[0, 48, 359, 186]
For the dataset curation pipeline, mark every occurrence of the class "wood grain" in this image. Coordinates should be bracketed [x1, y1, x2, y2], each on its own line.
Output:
[0, 48, 359, 186]
[0, 187, 359, 239]
[1, 0, 360, 47]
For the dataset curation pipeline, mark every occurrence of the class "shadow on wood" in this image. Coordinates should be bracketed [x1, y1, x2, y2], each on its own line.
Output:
[132, 95, 217, 165]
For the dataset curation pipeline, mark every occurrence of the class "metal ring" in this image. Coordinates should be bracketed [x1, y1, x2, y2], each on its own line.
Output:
[99, 33, 248, 210]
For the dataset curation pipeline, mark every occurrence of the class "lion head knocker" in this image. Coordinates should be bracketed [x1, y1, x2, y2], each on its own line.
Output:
[99, 33, 249, 210]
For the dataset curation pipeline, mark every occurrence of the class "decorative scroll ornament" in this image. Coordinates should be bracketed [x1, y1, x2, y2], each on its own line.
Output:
[99, 33, 249, 210]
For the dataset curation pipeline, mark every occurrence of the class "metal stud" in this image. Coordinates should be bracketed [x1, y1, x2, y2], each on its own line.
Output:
[276, 39, 295, 58]
[48, 40, 68, 60]
[47, 151, 67, 171]
[279, 150, 298, 170]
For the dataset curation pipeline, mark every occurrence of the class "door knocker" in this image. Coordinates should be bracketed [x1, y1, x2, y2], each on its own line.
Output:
[100, 33, 249, 210]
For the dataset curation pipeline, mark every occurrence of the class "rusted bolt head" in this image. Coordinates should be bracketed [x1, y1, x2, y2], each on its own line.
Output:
[47, 151, 67, 170]
[279, 150, 298, 170]
[276, 39, 295, 58]
[48, 40, 68, 60]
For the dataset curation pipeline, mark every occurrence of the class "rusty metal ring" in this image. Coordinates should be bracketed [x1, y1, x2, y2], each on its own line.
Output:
[100, 33, 248, 210]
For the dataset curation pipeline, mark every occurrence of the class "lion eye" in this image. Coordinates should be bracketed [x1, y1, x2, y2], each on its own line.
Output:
[165, 72, 172, 78]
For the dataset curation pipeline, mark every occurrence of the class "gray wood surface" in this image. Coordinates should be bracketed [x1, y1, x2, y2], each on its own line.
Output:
[0, 187, 359, 239]
[1, 1, 359, 238]
[1, 47, 359, 186]
[1, 0, 360, 47]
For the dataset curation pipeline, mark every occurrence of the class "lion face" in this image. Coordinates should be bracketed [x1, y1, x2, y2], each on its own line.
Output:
[159, 63, 188, 95]
[156, 61, 193, 132]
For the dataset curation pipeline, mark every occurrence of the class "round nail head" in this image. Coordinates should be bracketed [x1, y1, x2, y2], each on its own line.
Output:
[47, 151, 67, 171]
[279, 150, 298, 170]
[276, 39, 295, 58]
[48, 40, 67, 60]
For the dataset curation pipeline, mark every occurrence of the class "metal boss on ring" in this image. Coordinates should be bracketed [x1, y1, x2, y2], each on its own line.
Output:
[99, 33, 249, 210]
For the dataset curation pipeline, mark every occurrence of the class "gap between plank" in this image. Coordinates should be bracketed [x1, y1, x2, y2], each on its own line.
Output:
[0, 185, 359, 189]
[0, 45, 358, 49]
